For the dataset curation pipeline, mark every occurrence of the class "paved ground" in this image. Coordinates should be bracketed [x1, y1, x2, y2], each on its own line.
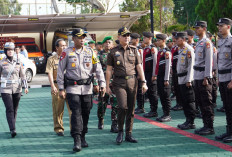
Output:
[0, 87, 232, 157]
[28, 74, 49, 86]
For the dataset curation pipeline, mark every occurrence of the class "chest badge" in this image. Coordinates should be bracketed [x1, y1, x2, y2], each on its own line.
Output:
[225, 52, 229, 58]
[116, 61, 120, 65]
[71, 63, 76, 67]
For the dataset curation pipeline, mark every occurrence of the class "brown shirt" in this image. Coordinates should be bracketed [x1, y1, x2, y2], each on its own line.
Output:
[107, 44, 141, 76]
[45, 54, 59, 81]
[107, 44, 142, 87]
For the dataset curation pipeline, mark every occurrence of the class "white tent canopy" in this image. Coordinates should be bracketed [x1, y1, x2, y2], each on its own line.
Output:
[0, 11, 149, 34]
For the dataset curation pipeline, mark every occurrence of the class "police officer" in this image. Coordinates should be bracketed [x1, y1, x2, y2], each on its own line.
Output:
[171, 32, 183, 111]
[186, 29, 196, 49]
[155, 34, 172, 122]
[175, 32, 196, 130]
[96, 36, 118, 133]
[0, 42, 29, 138]
[46, 39, 72, 136]
[193, 21, 214, 135]
[57, 28, 106, 152]
[141, 32, 159, 118]
[131, 33, 146, 114]
[166, 38, 174, 50]
[215, 18, 232, 142]
[106, 27, 148, 144]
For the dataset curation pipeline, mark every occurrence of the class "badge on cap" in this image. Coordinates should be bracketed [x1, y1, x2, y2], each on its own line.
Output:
[116, 61, 120, 65]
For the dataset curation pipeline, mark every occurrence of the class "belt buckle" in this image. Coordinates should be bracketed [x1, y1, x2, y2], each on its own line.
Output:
[125, 76, 129, 80]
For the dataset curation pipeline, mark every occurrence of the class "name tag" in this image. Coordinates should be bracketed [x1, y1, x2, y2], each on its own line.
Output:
[84, 57, 91, 63]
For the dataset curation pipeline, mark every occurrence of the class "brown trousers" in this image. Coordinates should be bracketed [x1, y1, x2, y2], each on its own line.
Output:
[113, 78, 138, 134]
[52, 84, 72, 133]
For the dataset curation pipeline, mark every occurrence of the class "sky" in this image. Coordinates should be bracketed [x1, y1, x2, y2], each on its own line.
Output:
[18, 0, 123, 15]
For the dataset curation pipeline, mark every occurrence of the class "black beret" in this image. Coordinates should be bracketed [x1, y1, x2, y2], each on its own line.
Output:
[156, 34, 167, 40]
[142, 32, 154, 38]
[130, 33, 140, 39]
[175, 32, 187, 38]
[217, 18, 232, 26]
[71, 28, 87, 37]
[193, 21, 207, 28]
[172, 32, 177, 36]
[186, 29, 195, 36]
[118, 27, 131, 35]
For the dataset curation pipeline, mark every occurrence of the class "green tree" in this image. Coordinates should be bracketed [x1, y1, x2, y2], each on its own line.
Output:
[0, 0, 22, 15]
[195, 0, 232, 33]
[173, 0, 198, 26]
[119, 0, 176, 34]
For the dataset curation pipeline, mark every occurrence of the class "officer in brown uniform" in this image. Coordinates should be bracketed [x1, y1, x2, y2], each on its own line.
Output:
[57, 28, 106, 152]
[46, 39, 72, 136]
[106, 27, 148, 144]
[0, 42, 29, 138]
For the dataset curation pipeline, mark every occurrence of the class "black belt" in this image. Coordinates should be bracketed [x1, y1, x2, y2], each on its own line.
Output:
[54, 80, 57, 83]
[115, 75, 135, 80]
[218, 69, 231, 74]
[193, 66, 205, 71]
[177, 72, 188, 77]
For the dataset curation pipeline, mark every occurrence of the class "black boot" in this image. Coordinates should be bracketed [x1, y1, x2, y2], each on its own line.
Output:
[215, 133, 228, 141]
[116, 131, 123, 144]
[81, 133, 88, 148]
[171, 104, 183, 111]
[110, 120, 118, 133]
[98, 118, 104, 130]
[125, 133, 138, 143]
[195, 127, 214, 135]
[143, 111, 158, 118]
[134, 107, 145, 114]
[10, 130, 17, 138]
[73, 135, 81, 152]
[177, 120, 196, 130]
[223, 126, 232, 143]
[156, 115, 172, 122]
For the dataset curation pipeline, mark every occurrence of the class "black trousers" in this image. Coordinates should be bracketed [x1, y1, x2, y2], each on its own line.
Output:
[145, 72, 158, 112]
[2, 93, 21, 131]
[219, 81, 232, 126]
[172, 72, 182, 106]
[66, 94, 93, 138]
[194, 79, 214, 128]
[179, 84, 196, 122]
[157, 75, 171, 116]
[212, 75, 218, 106]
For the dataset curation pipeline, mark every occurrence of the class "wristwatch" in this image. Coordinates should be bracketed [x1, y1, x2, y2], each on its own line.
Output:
[141, 80, 147, 83]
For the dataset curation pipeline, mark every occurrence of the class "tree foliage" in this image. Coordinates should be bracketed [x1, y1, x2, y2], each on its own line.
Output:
[173, 0, 198, 26]
[119, 0, 176, 34]
[0, 0, 22, 15]
[195, 0, 232, 33]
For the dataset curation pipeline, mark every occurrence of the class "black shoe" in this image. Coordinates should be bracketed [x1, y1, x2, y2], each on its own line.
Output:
[223, 135, 232, 143]
[116, 131, 123, 144]
[73, 136, 82, 152]
[125, 133, 138, 143]
[171, 104, 183, 111]
[98, 118, 104, 130]
[156, 115, 172, 122]
[143, 111, 158, 118]
[134, 107, 145, 114]
[81, 135, 88, 148]
[195, 127, 214, 135]
[10, 130, 17, 138]
[217, 107, 225, 112]
[215, 133, 229, 141]
[57, 132, 64, 136]
[177, 121, 196, 130]
[110, 121, 118, 133]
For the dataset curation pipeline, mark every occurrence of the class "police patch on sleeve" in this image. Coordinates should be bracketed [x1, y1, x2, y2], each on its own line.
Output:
[151, 48, 155, 54]
[60, 52, 66, 61]
[165, 52, 169, 59]
[187, 51, 191, 58]
[92, 51, 99, 64]
[206, 42, 210, 49]
[137, 50, 140, 56]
